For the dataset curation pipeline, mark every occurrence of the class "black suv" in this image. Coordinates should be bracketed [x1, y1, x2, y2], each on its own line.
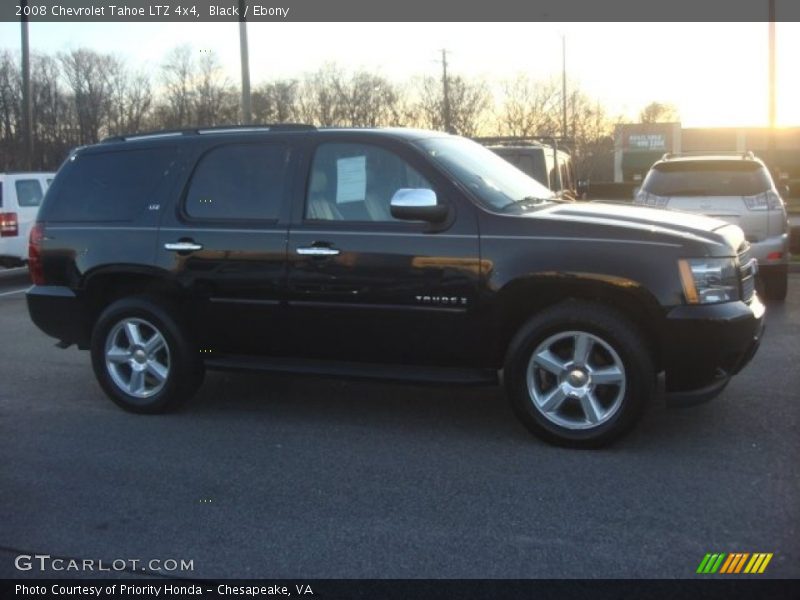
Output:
[27, 126, 765, 447]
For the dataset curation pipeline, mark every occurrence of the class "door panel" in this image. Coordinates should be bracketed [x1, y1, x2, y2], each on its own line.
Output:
[284, 140, 483, 367]
[155, 141, 295, 356]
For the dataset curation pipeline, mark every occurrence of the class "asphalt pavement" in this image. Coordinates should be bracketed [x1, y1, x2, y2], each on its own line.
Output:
[1, 271, 798, 579]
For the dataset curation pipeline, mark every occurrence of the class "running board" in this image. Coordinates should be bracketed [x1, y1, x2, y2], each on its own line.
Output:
[204, 355, 498, 386]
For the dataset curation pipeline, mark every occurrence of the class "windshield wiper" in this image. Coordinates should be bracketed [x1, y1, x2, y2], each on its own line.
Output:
[503, 195, 563, 211]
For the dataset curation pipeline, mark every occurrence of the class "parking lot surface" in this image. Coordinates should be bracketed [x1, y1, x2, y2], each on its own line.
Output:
[1, 270, 798, 579]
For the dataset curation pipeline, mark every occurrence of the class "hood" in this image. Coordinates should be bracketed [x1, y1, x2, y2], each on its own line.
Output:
[533, 201, 746, 253]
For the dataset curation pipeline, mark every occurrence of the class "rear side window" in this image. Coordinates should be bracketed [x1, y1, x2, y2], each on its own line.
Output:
[643, 161, 773, 197]
[41, 147, 177, 222]
[15, 179, 44, 207]
[516, 154, 535, 178]
[185, 143, 290, 221]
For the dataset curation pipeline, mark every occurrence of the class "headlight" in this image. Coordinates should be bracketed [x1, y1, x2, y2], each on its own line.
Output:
[678, 258, 739, 304]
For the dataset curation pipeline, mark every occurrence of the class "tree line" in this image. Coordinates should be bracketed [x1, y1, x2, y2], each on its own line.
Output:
[0, 45, 674, 180]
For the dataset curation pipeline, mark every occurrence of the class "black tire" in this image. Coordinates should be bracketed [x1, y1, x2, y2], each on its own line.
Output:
[90, 296, 204, 413]
[761, 270, 788, 302]
[503, 300, 655, 448]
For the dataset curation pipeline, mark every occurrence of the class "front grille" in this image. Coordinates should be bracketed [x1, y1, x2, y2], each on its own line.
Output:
[737, 244, 756, 302]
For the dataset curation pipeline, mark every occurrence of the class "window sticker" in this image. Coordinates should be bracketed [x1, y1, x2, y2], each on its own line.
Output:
[336, 155, 367, 204]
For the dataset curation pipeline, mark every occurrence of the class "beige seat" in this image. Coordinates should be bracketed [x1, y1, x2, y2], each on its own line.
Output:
[363, 189, 393, 222]
[306, 171, 342, 220]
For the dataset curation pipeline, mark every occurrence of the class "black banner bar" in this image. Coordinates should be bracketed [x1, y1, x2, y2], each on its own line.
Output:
[3, 0, 800, 22]
[4, 579, 800, 600]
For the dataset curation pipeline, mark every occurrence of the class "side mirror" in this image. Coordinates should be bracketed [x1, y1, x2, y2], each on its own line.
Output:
[576, 179, 589, 199]
[390, 188, 448, 223]
[632, 186, 641, 198]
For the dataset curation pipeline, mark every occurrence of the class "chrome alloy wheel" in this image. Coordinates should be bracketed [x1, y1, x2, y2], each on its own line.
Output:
[104, 317, 171, 398]
[526, 330, 626, 430]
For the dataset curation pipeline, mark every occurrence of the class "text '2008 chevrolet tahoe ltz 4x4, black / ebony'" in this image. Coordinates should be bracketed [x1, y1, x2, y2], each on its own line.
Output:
[27, 125, 765, 447]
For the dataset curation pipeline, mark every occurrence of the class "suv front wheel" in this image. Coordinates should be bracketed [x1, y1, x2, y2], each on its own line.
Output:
[90, 296, 203, 413]
[760, 267, 788, 302]
[504, 301, 655, 448]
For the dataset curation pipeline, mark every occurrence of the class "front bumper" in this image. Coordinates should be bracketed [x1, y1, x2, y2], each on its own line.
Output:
[662, 294, 765, 405]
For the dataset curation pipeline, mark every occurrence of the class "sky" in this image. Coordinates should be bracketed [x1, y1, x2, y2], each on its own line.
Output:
[1, 21, 799, 128]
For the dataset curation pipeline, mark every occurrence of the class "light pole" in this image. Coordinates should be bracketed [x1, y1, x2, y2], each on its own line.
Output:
[238, 0, 252, 124]
[441, 49, 452, 134]
[561, 34, 567, 139]
[768, 0, 776, 170]
[20, 0, 33, 170]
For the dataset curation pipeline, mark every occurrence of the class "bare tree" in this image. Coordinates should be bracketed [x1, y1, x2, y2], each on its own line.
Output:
[0, 44, 630, 181]
[336, 70, 404, 127]
[194, 51, 237, 127]
[59, 48, 116, 144]
[252, 79, 299, 124]
[106, 59, 153, 136]
[415, 74, 490, 136]
[32, 53, 74, 168]
[0, 52, 21, 138]
[296, 64, 344, 126]
[639, 101, 679, 124]
[159, 45, 196, 128]
[568, 91, 620, 182]
[498, 75, 560, 137]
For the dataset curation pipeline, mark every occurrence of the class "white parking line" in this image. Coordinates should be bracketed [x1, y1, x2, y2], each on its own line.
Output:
[0, 288, 28, 297]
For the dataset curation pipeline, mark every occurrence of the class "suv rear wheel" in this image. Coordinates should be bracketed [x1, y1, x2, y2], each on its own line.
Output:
[504, 300, 655, 448]
[90, 296, 203, 413]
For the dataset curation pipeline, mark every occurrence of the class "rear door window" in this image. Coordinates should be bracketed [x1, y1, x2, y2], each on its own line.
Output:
[643, 161, 773, 197]
[15, 179, 44, 207]
[184, 143, 290, 222]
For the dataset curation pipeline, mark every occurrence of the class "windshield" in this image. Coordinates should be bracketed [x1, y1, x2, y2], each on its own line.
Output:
[415, 137, 555, 210]
[643, 160, 773, 197]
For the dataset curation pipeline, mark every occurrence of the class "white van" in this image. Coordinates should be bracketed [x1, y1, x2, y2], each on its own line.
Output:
[0, 172, 54, 268]
[487, 143, 579, 198]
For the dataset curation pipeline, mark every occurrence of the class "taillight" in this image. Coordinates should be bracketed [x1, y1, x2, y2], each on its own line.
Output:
[0, 211, 18, 237]
[28, 222, 45, 285]
[743, 191, 783, 211]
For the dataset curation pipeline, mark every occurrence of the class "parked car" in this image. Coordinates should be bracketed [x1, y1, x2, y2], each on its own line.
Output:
[0, 172, 54, 267]
[634, 152, 790, 301]
[27, 126, 764, 447]
[486, 141, 580, 199]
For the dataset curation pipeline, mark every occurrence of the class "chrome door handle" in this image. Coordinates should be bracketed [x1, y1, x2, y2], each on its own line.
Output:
[297, 246, 340, 256]
[164, 241, 203, 252]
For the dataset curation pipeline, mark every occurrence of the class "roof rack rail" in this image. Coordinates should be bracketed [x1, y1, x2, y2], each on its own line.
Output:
[474, 135, 575, 146]
[101, 123, 316, 143]
[661, 150, 756, 160]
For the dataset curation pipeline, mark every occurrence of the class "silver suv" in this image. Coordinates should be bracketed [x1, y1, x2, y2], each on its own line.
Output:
[635, 152, 790, 301]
